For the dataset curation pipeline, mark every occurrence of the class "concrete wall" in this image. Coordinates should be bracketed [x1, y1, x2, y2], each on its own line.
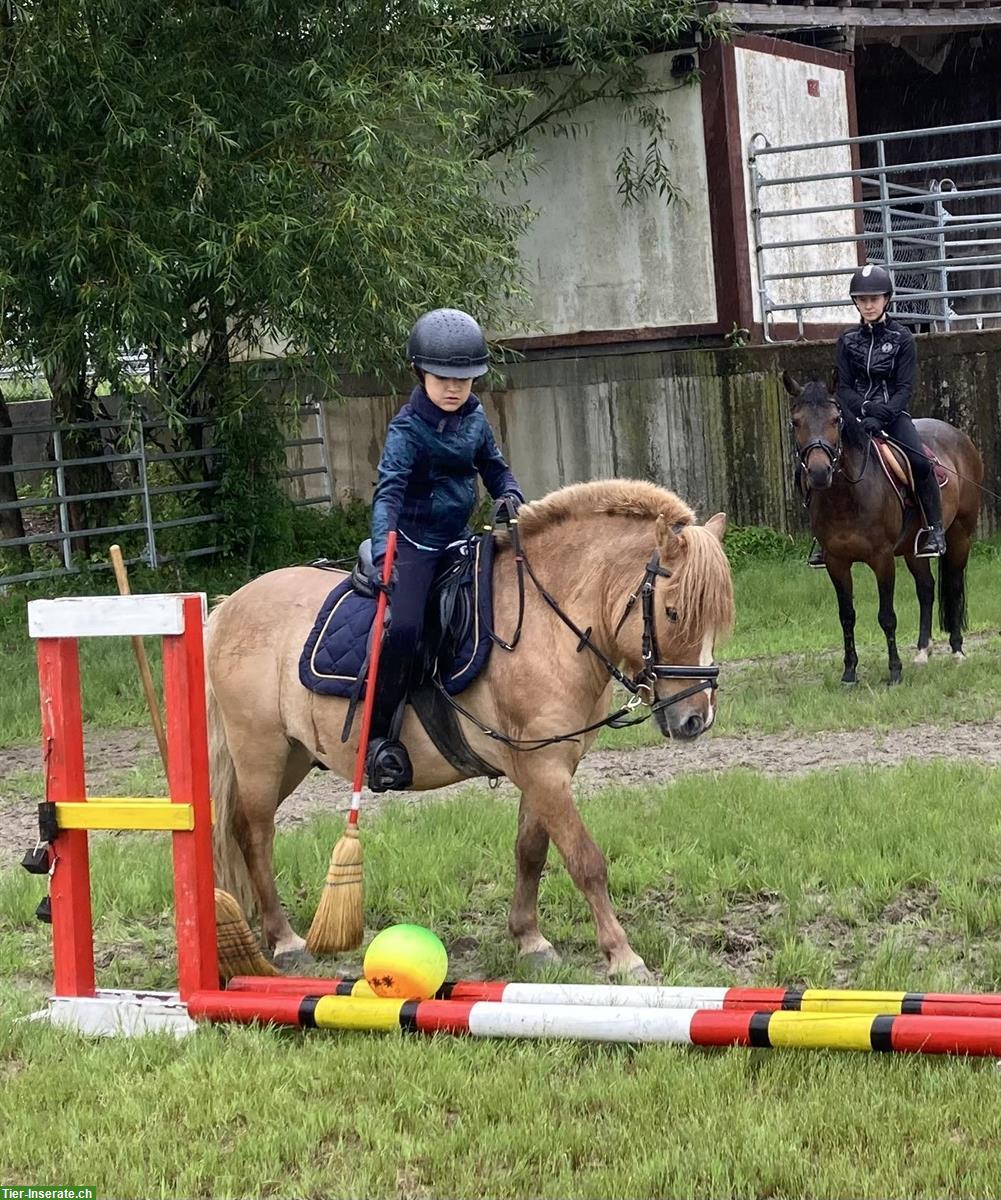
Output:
[735, 45, 856, 328]
[499, 52, 717, 337]
[317, 329, 1001, 535]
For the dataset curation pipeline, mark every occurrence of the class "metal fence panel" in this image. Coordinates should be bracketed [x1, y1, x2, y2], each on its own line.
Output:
[748, 118, 1001, 341]
[0, 406, 331, 586]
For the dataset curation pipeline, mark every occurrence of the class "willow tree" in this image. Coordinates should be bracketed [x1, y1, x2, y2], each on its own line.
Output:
[0, 0, 717, 559]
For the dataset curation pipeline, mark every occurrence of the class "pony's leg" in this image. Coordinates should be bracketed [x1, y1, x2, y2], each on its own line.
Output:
[874, 555, 902, 685]
[508, 799, 560, 965]
[826, 559, 858, 684]
[232, 738, 313, 964]
[519, 770, 646, 977]
[906, 555, 935, 664]
[942, 525, 972, 657]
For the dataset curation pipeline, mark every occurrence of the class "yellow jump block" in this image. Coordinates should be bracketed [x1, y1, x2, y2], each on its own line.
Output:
[55, 798, 195, 832]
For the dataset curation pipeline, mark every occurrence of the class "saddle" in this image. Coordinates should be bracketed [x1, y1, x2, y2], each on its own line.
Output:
[298, 535, 499, 780]
[873, 437, 949, 509]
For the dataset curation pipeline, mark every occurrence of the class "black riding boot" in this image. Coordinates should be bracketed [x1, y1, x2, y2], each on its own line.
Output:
[914, 472, 946, 557]
[365, 693, 413, 793]
[807, 539, 826, 568]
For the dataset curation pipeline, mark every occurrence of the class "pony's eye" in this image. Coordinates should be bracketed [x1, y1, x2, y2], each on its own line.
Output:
[665, 607, 679, 622]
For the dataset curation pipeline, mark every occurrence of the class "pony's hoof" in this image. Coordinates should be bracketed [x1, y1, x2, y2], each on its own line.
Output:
[841, 675, 857, 687]
[913, 647, 930, 666]
[888, 674, 902, 687]
[521, 947, 562, 970]
[608, 955, 650, 981]
[953, 650, 967, 663]
[273, 946, 317, 972]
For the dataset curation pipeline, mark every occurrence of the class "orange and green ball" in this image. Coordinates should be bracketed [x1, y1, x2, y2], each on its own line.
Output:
[363, 924, 449, 1000]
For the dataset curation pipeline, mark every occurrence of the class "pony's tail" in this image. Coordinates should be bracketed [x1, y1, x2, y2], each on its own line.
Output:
[207, 615, 257, 920]
[938, 551, 968, 635]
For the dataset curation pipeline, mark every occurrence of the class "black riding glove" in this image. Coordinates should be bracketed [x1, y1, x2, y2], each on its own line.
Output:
[861, 416, 883, 436]
[494, 493, 522, 525]
[862, 401, 894, 426]
[371, 555, 398, 593]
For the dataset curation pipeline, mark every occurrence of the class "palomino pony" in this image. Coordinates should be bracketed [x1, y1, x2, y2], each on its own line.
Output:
[207, 480, 734, 977]
[784, 373, 982, 684]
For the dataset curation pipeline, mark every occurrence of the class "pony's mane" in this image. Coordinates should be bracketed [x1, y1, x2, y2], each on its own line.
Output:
[669, 524, 735, 643]
[516, 479, 695, 536]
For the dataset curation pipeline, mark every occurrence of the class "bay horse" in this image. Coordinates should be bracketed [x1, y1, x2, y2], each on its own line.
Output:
[784, 373, 982, 684]
[207, 480, 734, 977]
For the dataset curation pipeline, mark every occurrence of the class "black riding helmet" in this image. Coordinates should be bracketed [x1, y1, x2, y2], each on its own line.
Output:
[849, 264, 894, 299]
[406, 308, 489, 379]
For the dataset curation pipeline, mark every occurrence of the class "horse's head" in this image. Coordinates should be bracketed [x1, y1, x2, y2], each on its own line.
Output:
[615, 511, 734, 742]
[784, 370, 844, 491]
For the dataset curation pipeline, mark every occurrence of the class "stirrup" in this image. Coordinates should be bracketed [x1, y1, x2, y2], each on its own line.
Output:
[913, 526, 944, 558]
[807, 540, 826, 569]
[366, 737, 413, 793]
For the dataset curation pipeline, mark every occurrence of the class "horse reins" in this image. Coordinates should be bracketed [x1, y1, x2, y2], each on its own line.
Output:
[796, 405, 870, 489]
[435, 511, 720, 753]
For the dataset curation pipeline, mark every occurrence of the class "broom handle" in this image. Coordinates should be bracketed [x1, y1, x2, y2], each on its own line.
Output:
[109, 544, 170, 772]
[348, 530, 398, 822]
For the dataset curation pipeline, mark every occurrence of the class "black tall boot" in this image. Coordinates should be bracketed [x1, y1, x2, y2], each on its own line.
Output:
[914, 472, 946, 557]
[365, 692, 413, 793]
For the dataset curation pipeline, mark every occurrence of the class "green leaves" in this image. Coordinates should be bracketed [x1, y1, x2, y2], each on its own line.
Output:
[0, 2, 713, 393]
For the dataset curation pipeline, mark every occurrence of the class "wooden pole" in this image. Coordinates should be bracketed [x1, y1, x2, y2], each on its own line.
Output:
[109, 544, 169, 771]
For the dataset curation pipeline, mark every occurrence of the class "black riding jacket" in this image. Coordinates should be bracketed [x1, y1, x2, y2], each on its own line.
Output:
[835, 317, 916, 419]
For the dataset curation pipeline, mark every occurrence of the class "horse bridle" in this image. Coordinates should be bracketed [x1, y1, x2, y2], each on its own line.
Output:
[794, 400, 869, 489]
[436, 519, 720, 752]
[797, 405, 844, 473]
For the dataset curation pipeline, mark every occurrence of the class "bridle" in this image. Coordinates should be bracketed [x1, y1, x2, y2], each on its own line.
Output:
[435, 509, 720, 753]
[794, 400, 869, 489]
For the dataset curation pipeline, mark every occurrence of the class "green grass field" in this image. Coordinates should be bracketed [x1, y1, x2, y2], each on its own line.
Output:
[2, 551, 1001, 1198]
[4, 765, 1001, 1197]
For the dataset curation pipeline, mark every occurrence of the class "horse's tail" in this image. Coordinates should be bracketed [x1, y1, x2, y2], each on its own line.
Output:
[938, 550, 968, 635]
[206, 609, 257, 919]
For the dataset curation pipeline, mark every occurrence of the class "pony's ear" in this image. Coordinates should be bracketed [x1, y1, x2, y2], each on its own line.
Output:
[830, 369, 839, 395]
[656, 513, 683, 560]
[782, 370, 802, 398]
[703, 512, 727, 542]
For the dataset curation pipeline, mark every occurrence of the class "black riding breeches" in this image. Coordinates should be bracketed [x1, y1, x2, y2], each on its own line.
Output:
[883, 413, 932, 482]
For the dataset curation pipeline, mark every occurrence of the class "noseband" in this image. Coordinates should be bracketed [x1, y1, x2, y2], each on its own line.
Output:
[613, 551, 720, 713]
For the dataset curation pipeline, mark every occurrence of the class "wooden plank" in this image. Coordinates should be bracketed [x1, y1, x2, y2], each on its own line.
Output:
[719, 2, 1001, 25]
[28, 593, 207, 639]
[54, 799, 196, 832]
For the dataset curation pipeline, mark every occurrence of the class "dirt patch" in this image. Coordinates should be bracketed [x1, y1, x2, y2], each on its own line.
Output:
[5, 718, 1001, 867]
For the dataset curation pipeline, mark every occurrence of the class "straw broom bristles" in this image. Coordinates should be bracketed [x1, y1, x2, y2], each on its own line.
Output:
[305, 823, 364, 953]
[215, 888, 279, 981]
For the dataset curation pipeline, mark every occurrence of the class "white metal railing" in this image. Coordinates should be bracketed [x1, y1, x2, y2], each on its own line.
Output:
[748, 119, 1001, 341]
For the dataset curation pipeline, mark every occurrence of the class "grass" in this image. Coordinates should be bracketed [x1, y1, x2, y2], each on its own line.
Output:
[5, 762, 1001, 1197]
[3, 550, 1001, 749]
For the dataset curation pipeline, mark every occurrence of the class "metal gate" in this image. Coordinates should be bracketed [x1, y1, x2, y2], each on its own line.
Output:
[748, 118, 1001, 341]
[0, 402, 331, 587]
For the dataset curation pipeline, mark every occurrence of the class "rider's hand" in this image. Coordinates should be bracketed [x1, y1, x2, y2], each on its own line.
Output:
[861, 416, 883, 436]
[863, 401, 894, 426]
[371, 555, 398, 592]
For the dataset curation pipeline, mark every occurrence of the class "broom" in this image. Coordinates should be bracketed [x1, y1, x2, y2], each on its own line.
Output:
[306, 530, 398, 954]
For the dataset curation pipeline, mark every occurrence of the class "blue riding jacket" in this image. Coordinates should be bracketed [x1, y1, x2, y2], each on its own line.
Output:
[371, 385, 523, 562]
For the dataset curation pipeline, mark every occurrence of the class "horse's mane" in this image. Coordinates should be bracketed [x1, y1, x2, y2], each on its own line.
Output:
[670, 524, 735, 643]
[516, 479, 695, 535]
[796, 378, 865, 451]
[514, 479, 734, 643]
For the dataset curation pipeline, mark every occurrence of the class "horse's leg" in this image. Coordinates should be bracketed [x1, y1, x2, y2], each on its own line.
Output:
[826, 558, 858, 684]
[906, 554, 935, 664]
[518, 769, 646, 977]
[942, 524, 972, 658]
[232, 737, 313, 965]
[508, 799, 560, 965]
[874, 555, 902, 685]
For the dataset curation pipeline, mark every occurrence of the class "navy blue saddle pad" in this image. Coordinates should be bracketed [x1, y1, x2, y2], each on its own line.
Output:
[298, 535, 495, 699]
